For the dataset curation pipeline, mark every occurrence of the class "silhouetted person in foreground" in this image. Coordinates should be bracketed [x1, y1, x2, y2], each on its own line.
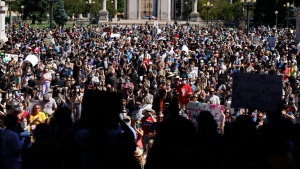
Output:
[145, 97, 197, 169]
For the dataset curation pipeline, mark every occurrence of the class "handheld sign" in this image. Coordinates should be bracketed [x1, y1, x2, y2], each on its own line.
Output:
[231, 73, 282, 111]
[187, 102, 225, 129]
[268, 37, 276, 47]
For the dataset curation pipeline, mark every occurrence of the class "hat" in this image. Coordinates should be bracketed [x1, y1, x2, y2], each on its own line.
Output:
[175, 76, 180, 79]
[43, 94, 49, 100]
[134, 146, 143, 157]
[167, 72, 174, 78]
[135, 102, 141, 105]
[142, 108, 156, 115]
[123, 116, 131, 121]
[296, 80, 300, 84]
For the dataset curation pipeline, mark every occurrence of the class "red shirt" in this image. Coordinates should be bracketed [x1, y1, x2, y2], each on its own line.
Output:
[177, 84, 193, 104]
[141, 116, 155, 135]
[136, 128, 143, 148]
[14, 111, 29, 123]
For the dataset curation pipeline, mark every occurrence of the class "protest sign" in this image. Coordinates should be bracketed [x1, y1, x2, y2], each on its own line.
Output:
[10, 54, 18, 61]
[25, 55, 39, 67]
[153, 21, 158, 27]
[4, 54, 11, 62]
[187, 102, 225, 128]
[231, 73, 282, 111]
[111, 33, 120, 38]
[103, 27, 111, 32]
[268, 37, 276, 47]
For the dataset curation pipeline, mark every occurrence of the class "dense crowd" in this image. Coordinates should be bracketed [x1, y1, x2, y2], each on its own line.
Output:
[0, 21, 299, 169]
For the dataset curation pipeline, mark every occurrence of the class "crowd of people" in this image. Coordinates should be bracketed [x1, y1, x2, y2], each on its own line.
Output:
[0, 20, 299, 169]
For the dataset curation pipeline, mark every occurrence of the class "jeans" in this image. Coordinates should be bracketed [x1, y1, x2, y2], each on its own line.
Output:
[72, 103, 82, 121]
[42, 82, 50, 96]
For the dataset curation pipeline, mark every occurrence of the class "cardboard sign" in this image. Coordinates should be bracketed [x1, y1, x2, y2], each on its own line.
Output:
[187, 102, 225, 128]
[103, 27, 111, 32]
[231, 73, 282, 111]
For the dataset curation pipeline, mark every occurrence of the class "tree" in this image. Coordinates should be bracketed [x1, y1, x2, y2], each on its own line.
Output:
[22, 0, 49, 24]
[117, 0, 124, 13]
[53, 0, 68, 26]
[64, 0, 85, 18]
[107, 0, 116, 16]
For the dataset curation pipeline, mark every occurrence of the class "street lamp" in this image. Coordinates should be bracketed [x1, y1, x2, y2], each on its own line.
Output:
[21, 5, 24, 22]
[6, 0, 15, 27]
[48, 0, 57, 29]
[203, 2, 213, 26]
[283, 2, 293, 28]
[241, 0, 256, 36]
[274, 11, 278, 28]
[86, 0, 95, 25]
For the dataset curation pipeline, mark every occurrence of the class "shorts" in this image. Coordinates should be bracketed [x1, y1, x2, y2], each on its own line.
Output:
[142, 135, 149, 148]
[15, 77, 21, 84]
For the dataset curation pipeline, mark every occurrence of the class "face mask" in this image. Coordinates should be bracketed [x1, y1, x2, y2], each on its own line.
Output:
[123, 113, 127, 117]
[21, 122, 27, 128]
[72, 81, 75, 85]
[210, 91, 214, 95]
[19, 106, 23, 111]
[56, 76, 60, 79]
[125, 79, 129, 82]
[76, 89, 79, 92]
[153, 85, 157, 88]
[182, 80, 187, 84]
[136, 124, 140, 128]
[45, 69, 49, 72]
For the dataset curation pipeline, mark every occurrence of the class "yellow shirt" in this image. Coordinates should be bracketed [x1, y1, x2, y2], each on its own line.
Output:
[29, 112, 46, 125]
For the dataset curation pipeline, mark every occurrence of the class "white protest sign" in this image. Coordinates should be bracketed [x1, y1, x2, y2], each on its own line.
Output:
[268, 37, 276, 47]
[4, 54, 11, 61]
[25, 55, 39, 67]
[153, 21, 158, 27]
[111, 33, 120, 38]
[157, 28, 161, 34]
[10, 54, 18, 61]
[231, 73, 282, 111]
[187, 102, 225, 128]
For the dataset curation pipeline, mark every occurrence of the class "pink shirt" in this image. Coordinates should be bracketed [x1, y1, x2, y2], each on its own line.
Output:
[42, 73, 52, 83]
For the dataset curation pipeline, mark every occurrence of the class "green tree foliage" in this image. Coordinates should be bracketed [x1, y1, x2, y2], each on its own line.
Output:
[64, 0, 85, 17]
[53, 0, 68, 26]
[117, 0, 124, 13]
[107, 0, 116, 15]
[22, 0, 49, 24]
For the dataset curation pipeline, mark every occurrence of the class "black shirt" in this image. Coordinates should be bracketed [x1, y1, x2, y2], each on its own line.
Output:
[50, 79, 64, 97]
[27, 79, 38, 94]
